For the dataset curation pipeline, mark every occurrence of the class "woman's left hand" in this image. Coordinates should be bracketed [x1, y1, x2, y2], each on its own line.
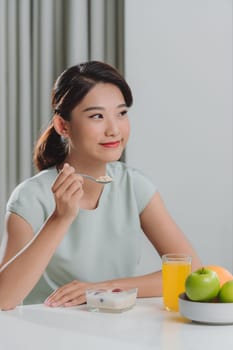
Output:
[44, 280, 110, 307]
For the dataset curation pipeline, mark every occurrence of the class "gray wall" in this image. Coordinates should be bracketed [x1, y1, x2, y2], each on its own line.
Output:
[125, 0, 232, 272]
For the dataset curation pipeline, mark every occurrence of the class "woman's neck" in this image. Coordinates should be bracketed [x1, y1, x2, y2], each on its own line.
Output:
[61, 156, 107, 178]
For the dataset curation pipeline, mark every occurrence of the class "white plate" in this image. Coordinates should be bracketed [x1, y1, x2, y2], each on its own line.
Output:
[179, 293, 233, 325]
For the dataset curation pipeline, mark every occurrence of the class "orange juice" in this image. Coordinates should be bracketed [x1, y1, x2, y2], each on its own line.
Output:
[162, 254, 191, 311]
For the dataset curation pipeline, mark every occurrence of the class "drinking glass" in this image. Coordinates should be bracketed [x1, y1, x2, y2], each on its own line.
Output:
[162, 253, 192, 311]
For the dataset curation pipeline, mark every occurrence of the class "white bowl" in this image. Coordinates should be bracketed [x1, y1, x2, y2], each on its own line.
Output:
[179, 293, 233, 325]
[86, 288, 138, 313]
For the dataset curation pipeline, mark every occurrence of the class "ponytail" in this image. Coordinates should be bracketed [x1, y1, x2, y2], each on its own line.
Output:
[33, 123, 68, 171]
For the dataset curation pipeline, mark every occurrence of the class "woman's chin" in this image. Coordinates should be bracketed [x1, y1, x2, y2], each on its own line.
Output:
[102, 151, 124, 162]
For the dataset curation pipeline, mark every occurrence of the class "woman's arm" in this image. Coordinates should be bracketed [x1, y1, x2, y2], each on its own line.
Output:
[116, 192, 201, 297]
[140, 191, 202, 271]
[43, 272, 162, 308]
[0, 164, 84, 310]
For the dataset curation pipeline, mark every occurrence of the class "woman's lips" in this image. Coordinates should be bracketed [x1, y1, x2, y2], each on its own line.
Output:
[100, 141, 121, 148]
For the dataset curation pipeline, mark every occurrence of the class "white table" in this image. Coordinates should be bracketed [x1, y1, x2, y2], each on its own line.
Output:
[1, 298, 232, 350]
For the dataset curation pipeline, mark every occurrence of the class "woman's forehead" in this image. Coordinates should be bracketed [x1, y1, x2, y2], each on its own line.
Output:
[74, 83, 125, 111]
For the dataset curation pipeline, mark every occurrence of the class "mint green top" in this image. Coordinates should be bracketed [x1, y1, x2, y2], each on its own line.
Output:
[7, 161, 157, 304]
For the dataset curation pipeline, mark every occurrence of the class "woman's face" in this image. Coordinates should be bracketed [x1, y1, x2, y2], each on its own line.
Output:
[66, 83, 130, 164]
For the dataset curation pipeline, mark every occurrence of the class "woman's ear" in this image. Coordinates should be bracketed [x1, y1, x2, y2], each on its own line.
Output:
[53, 115, 70, 137]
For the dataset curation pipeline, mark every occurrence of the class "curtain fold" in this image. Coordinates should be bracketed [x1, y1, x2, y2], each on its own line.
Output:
[0, 0, 125, 239]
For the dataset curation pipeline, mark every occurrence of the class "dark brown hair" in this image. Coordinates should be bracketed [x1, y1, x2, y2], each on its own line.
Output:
[33, 61, 133, 171]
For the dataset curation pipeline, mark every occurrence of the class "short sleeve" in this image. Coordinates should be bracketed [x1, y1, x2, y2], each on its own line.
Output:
[6, 177, 55, 234]
[130, 168, 157, 213]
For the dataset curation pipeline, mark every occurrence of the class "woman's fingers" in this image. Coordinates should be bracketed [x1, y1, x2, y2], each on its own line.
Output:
[51, 163, 84, 218]
[52, 163, 83, 194]
[44, 281, 87, 307]
[52, 163, 73, 191]
[44, 280, 114, 308]
[63, 297, 86, 307]
[54, 175, 83, 200]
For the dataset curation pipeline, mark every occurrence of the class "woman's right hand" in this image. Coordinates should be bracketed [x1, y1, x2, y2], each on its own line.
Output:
[52, 163, 84, 220]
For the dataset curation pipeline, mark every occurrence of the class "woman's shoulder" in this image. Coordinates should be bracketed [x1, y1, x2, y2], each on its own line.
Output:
[106, 162, 157, 214]
[8, 167, 57, 200]
[30, 167, 57, 185]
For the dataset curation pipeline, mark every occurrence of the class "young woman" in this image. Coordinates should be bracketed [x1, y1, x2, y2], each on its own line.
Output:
[0, 61, 201, 310]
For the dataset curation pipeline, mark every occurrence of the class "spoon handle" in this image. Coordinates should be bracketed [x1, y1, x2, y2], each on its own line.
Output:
[77, 173, 112, 184]
[78, 174, 96, 182]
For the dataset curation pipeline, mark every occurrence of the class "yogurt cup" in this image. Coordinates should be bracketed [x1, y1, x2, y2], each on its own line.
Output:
[86, 288, 138, 313]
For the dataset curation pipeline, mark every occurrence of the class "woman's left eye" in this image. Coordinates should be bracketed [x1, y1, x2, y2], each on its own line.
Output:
[118, 110, 128, 118]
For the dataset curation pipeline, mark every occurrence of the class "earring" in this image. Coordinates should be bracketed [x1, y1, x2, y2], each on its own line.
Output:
[61, 135, 67, 143]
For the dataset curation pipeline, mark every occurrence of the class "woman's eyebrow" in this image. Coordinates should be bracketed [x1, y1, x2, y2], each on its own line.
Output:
[82, 106, 104, 112]
[117, 103, 127, 109]
[82, 103, 127, 113]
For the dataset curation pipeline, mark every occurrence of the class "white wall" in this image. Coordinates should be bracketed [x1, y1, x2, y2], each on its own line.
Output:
[125, 0, 232, 272]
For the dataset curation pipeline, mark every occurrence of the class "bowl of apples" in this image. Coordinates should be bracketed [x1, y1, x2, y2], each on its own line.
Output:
[179, 266, 233, 324]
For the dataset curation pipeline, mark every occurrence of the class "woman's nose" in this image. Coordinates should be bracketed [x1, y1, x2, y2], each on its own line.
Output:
[104, 117, 120, 136]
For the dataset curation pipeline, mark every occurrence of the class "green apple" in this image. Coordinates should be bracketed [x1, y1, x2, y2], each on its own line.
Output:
[185, 267, 220, 301]
[218, 280, 233, 302]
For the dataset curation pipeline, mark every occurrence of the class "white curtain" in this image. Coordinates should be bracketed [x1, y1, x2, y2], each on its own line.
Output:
[0, 0, 124, 241]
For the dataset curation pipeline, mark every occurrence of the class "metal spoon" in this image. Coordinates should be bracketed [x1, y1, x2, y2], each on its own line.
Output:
[78, 173, 113, 184]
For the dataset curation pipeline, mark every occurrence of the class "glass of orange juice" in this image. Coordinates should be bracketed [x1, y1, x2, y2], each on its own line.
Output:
[162, 253, 192, 311]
